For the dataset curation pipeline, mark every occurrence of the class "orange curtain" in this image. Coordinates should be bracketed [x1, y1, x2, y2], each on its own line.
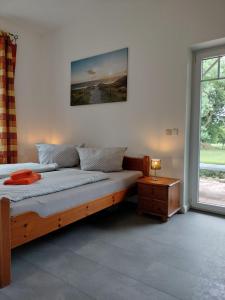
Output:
[0, 32, 17, 164]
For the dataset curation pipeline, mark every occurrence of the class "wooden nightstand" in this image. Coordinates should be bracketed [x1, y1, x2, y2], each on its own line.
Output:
[137, 177, 181, 222]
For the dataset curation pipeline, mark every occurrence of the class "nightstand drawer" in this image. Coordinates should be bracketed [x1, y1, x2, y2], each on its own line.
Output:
[138, 184, 168, 201]
[139, 198, 167, 215]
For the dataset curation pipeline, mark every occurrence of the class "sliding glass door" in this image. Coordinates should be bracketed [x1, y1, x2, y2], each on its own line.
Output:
[191, 46, 225, 215]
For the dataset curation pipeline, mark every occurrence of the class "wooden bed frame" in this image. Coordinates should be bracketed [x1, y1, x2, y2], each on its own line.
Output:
[0, 155, 149, 288]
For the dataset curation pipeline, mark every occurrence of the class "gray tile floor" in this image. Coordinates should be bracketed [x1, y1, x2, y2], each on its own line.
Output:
[1, 202, 225, 300]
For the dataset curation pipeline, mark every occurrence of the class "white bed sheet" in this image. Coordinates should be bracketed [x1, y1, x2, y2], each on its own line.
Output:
[10, 170, 142, 217]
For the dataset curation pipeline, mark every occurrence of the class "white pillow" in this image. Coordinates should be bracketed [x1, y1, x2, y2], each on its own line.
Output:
[36, 144, 84, 167]
[77, 147, 127, 172]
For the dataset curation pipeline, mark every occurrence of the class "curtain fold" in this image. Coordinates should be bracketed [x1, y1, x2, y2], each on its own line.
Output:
[0, 32, 17, 164]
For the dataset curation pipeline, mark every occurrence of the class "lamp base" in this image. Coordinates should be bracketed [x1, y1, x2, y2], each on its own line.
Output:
[151, 169, 158, 181]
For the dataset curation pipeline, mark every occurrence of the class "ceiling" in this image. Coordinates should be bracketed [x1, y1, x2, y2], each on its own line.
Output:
[0, 0, 133, 34]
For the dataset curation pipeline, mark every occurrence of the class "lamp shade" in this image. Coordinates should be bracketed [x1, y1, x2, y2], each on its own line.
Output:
[151, 159, 161, 170]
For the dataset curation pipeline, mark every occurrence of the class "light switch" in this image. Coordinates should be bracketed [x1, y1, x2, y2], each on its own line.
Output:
[165, 129, 172, 135]
[165, 128, 179, 135]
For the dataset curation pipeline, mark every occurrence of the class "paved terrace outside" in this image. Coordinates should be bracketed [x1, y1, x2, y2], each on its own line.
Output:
[199, 163, 225, 206]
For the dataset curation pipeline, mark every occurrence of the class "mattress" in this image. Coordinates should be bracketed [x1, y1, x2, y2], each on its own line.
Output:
[10, 170, 142, 217]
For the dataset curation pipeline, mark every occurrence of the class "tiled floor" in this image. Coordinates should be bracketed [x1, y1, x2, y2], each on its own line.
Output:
[1, 202, 225, 300]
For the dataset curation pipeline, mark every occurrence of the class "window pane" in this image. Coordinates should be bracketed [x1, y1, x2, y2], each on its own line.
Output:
[202, 57, 219, 80]
[220, 56, 225, 78]
[200, 79, 225, 144]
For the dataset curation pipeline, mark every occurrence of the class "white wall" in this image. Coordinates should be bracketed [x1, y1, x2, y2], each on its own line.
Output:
[43, 0, 225, 210]
[0, 17, 51, 162]
[2, 0, 225, 210]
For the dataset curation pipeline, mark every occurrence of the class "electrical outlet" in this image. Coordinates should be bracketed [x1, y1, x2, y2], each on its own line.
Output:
[172, 128, 179, 135]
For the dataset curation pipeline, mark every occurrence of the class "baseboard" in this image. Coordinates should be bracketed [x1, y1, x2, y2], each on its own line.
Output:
[180, 202, 190, 213]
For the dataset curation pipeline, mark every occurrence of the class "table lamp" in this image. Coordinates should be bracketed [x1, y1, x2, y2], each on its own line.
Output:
[151, 159, 161, 180]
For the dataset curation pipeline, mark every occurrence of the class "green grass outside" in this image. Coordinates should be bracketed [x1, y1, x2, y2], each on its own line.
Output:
[200, 149, 225, 164]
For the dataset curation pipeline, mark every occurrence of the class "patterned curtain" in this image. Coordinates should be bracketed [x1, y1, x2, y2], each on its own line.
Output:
[0, 32, 17, 164]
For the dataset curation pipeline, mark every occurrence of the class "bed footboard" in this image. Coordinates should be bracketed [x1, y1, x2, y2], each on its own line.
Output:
[0, 198, 11, 288]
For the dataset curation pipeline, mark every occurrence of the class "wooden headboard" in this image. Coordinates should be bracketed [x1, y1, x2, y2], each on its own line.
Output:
[123, 156, 150, 176]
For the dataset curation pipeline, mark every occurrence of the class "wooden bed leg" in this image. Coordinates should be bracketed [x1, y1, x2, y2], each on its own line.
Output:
[0, 198, 11, 288]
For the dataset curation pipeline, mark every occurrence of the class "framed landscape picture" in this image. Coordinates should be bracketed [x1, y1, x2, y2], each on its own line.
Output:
[71, 48, 128, 106]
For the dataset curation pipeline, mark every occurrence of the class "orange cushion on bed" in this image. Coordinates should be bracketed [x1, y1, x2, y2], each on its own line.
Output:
[4, 173, 41, 185]
[11, 169, 33, 180]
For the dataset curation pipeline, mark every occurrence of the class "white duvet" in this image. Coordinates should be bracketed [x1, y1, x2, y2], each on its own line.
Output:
[0, 169, 108, 202]
[0, 163, 58, 179]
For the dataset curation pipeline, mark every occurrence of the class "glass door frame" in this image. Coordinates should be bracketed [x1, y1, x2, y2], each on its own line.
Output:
[190, 45, 225, 215]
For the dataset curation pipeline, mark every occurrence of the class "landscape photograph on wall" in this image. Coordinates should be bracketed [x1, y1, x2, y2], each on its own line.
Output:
[71, 48, 128, 106]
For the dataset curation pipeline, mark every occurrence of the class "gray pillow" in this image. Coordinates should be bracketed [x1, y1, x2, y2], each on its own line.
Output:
[36, 144, 84, 167]
[77, 147, 127, 172]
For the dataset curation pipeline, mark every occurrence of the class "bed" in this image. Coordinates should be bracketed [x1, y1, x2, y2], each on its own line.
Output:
[0, 155, 149, 287]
